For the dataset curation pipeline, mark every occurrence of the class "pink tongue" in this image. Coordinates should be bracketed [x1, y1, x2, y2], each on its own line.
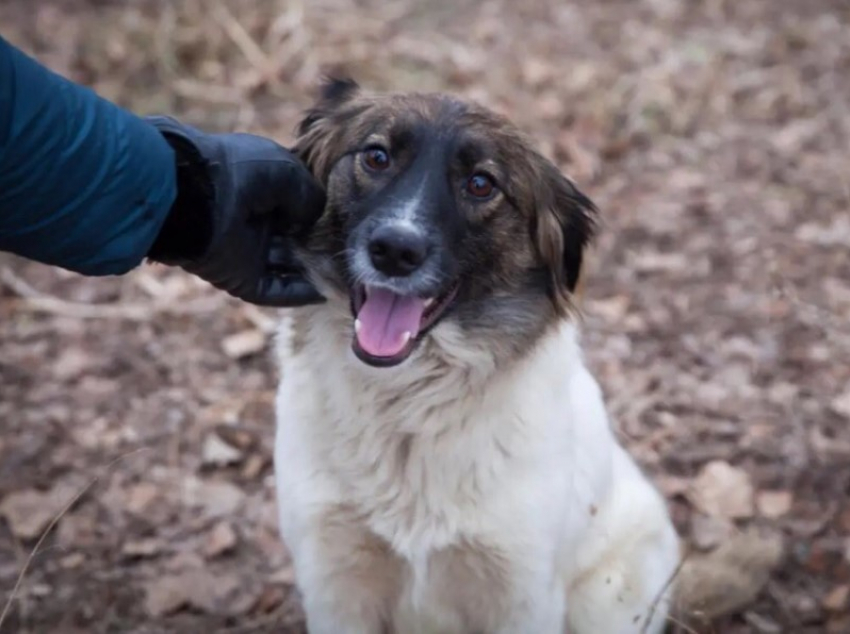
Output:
[356, 287, 426, 358]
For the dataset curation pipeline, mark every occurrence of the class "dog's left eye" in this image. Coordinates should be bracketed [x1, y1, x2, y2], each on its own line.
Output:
[466, 173, 496, 199]
[363, 146, 391, 171]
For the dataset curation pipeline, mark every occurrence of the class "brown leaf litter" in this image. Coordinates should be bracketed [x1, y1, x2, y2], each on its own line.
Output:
[1, 0, 849, 632]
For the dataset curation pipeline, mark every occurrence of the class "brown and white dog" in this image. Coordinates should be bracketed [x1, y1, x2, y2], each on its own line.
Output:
[273, 78, 681, 634]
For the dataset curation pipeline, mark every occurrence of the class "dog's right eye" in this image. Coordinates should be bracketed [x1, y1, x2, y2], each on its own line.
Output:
[363, 146, 390, 171]
[466, 172, 497, 199]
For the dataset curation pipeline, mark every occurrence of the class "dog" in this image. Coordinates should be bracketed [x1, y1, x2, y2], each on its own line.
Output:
[272, 78, 682, 634]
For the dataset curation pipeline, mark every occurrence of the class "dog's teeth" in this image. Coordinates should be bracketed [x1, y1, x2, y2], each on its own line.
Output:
[401, 331, 412, 345]
[424, 298, 435, 308]
[355, 319, 362, 334]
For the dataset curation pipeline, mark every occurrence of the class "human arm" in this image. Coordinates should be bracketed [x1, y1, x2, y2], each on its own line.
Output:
[0, 35, 325, 306]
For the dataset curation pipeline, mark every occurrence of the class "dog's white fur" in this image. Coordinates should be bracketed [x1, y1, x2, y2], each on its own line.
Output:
[273, 293, 680, 634]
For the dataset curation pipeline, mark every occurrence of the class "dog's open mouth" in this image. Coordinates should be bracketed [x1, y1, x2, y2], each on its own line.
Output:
[350, 283, 460, 367]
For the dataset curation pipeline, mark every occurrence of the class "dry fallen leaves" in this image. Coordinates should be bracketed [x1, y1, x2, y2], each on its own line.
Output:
[203, 521, 238, 558]
[828, 616, 850, 634]
[268, 565, 297, 585]
[221, 328, 268, 359]
[59, 552, 85, 570]
[0, 488, 69, 540]
[687, 460, 755, 519]
[144, 575, 191, 617]
[756, 490, 794, 519]
[824, 585, 850, 613]
[52, 347, 93, 381]
[122, 538, 164, 559]
[833, 389, 850, 419]
[144, 568, 260, 618]
[201, 432, 243, 467]
[2, 0, 849, 631]
[241, 453, 268, 480]
[691, 513, 735, 551]
[124, 482, 162, 516]
[182, 477, 246, 518]
[253, 584, 287, 614]
[677, 529, 785, 623]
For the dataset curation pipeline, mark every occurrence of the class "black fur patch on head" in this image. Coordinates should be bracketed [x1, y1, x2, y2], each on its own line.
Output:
[297, 76, 360, 138]
[320, 76, 360, 104]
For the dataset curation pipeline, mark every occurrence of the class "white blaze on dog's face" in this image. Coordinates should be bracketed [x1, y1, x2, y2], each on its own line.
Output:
[293, 78, 598, 368]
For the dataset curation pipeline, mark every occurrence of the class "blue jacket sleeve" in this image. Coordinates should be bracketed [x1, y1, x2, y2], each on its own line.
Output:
[0, 36, 177, 276]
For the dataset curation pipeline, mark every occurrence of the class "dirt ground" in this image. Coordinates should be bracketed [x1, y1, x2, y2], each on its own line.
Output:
[1, 0, 849, 632]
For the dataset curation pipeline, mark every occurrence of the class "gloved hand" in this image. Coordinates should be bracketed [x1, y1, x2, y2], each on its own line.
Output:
[145, 116, 326, 307]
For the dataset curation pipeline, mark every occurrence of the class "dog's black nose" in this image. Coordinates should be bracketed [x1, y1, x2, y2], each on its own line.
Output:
[368, 225, 429, 277]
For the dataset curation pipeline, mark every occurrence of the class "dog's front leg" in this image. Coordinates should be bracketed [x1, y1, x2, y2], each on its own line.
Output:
[423, 542, 568, 634]
[492, 579, 567, 634]
[290, 512, 403, 634]
[565, 447, 680, 634]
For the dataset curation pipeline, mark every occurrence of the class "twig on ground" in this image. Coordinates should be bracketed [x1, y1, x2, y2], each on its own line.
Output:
[212, 2, 272, 76]
[768, 265, 850, 347]
[0, 448, 150, 630]
[1, 267, 226, 321]
[640, 548, 692, 634]
[665, 613, 703, 634]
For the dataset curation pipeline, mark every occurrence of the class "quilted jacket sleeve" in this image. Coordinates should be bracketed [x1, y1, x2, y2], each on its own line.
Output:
[0, 35, 177, 276]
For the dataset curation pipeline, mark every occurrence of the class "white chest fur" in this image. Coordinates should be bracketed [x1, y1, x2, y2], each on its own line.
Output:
[273, 306, 679, 634]
[274, 306, 615, 560]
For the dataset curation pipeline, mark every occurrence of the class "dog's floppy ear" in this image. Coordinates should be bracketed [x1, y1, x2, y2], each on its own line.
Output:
[533, 163, 598, 313]
[293, 76, 361, 182]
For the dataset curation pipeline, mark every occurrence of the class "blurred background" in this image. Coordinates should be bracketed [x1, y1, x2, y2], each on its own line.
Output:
[1, 0, 848, 632]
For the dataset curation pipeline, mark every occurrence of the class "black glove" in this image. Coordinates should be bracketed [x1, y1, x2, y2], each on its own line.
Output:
[144, 116, 326, 307]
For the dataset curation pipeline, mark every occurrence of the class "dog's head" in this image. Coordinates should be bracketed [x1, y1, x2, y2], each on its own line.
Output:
[293, 78, 598, 369]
